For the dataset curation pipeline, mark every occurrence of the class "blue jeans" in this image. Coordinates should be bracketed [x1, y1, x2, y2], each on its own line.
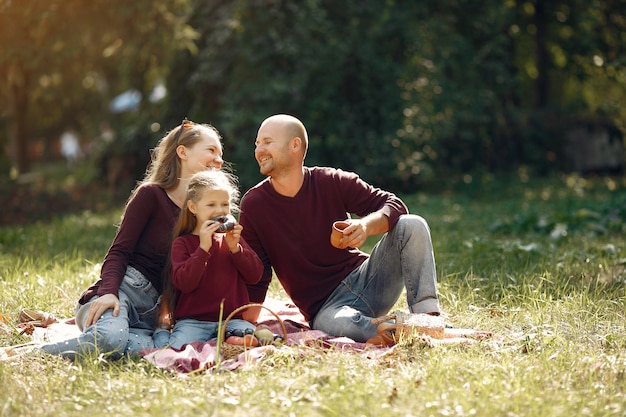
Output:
[40, 266, 160, 360]
[310, 214, 440, 342]
[153, 318, 255, 350]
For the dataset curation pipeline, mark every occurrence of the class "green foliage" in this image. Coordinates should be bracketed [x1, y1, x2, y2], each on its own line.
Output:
[0, 0, 193, 173]
[2, 0, 625, 192]
[163, 0, 626, 191]
[165, 0, 413, 189]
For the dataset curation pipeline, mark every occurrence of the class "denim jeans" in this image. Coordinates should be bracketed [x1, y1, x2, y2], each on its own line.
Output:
[310, 214, 440, 342]
[153, 318, 255, 350]
[40, 266, 160, 360]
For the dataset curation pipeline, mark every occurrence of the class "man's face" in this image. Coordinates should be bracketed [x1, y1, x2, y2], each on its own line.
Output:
[254, 121, 292, 176]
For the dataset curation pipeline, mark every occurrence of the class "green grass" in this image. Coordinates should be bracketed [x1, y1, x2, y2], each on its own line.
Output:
[1, 172, 626, 416]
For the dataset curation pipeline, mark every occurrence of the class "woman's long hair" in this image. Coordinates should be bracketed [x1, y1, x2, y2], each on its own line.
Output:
[125, 121, 224, 212]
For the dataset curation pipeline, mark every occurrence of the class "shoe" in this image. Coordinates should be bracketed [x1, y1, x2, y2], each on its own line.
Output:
[0, 342, 39, 361]
[18, 309, 57, 327]
[366, 322, 397, 345]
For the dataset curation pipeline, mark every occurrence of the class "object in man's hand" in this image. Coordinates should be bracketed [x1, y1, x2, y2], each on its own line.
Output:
[330, 220, 351, 248]
[210, 214, 236, 232]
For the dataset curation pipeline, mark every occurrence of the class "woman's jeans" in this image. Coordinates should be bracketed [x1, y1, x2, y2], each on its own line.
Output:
[153, 318, 255, 350]
[40, 266, 160, 360]
[311, 214, 440, 342]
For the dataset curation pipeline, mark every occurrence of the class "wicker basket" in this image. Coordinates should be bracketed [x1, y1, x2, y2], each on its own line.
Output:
[218, 303, 288, 360]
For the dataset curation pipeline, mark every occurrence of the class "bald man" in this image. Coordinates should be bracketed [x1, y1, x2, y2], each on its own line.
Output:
[240, 114, 440, 344]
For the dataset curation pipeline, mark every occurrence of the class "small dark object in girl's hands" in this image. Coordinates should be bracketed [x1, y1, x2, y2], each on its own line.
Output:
[210, 215, 236, 232]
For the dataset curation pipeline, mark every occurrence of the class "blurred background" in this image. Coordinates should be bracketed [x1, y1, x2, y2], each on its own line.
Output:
[1, 0, 625, 223]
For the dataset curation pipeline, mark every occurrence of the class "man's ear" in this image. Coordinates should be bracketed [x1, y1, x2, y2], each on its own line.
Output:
[176, 145, 188, 161]
[291, 137, 302, 152]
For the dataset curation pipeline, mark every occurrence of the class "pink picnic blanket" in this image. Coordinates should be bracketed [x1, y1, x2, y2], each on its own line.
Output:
[28, 298, 495, 375]
[139, 298, 384, 374]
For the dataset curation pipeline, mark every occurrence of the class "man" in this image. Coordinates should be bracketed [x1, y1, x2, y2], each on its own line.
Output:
[239, 114, 440, 344]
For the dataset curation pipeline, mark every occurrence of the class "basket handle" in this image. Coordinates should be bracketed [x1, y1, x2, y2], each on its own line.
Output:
[220, 303, 288, 345]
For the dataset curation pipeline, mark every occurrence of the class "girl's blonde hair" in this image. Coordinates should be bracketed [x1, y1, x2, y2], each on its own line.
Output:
[174, 169, 240, 238]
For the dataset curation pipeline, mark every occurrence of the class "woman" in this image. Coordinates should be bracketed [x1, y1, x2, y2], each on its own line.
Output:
[40, 119, 225, 359]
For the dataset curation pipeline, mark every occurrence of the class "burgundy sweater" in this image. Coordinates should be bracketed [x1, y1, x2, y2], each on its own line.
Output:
[79, 184, 180, 304]
[170, 234, 262, 321]
[239, 166, 408, 322]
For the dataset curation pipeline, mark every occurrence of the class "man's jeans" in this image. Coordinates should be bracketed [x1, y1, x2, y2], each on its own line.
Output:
[311, 214, 440, 342]
[40, 266, 160, 360]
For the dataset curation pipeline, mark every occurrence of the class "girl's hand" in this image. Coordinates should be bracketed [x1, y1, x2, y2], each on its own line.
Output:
[85, 293, 119, 327]
[199, 220, 220, 252]
[224, 223, 243, 253]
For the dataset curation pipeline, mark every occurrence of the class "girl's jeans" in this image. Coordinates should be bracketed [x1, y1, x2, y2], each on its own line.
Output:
[40, 266, 160, 360]
[153, 318, 255, 350]
[311, 214, 440, 342]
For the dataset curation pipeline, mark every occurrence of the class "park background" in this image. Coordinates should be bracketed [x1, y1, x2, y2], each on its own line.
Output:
[1, 0, 625, 224]
[2, 2, 626, 416]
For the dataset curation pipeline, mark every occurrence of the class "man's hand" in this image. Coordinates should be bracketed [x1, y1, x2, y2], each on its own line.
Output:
[85, 293, 120, 327]
[338, 213, 390, 249]
[339, 220, 368, 249]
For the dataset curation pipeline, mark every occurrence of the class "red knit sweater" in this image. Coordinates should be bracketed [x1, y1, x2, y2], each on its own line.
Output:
[79, 184, 180, 303]
[240, 166, 408, 322]
[170, 234, 262, 321]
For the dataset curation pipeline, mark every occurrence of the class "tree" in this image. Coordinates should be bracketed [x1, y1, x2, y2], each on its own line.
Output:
[164, 0, 417, 190]
[0, 0, 193, 175]
[399, 0, 626, 179]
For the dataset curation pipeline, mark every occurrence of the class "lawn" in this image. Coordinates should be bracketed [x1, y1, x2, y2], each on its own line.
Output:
[1, 172, 625, 416]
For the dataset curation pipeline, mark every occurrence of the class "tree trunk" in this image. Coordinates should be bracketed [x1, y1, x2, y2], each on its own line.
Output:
[8, 65, 30, 174]
[533, 0, 548, 109]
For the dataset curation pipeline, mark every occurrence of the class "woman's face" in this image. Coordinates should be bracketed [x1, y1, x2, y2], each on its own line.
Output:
[184, 132, 224, 174]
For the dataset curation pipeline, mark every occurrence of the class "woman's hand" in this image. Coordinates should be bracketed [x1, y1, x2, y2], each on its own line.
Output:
[85, 293, 119, 327]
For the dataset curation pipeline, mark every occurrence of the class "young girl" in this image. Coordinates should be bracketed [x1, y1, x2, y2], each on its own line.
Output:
[153, 170, 262, 350]
[39, 119, 225, 359]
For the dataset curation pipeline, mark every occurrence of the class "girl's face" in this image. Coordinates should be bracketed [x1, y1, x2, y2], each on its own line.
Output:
[188, 189, 231, 224]
[184, 132, 224, 174]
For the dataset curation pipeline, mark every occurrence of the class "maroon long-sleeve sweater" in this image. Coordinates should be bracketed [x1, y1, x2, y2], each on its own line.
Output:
[79, 184, 180, 304]
[170, 234, 262, 321]
[239, 166, 408, 322]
